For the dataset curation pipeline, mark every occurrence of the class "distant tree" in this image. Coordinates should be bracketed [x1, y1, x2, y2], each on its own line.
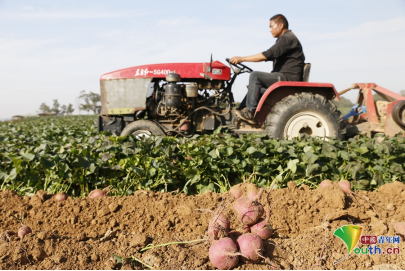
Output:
[88, 92, 101, 114]
[79, 104, 91, 115]
[79, 90, 101, 114]
[79, 91, 91, 115]
[61, 104, 67, 115]
[67, 103, 75, 115]
[52, 99, 61, 114]
[39, 103, 52, 113]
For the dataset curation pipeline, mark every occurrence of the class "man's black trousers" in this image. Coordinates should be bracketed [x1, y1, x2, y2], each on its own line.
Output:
[239, 71, 286, 112]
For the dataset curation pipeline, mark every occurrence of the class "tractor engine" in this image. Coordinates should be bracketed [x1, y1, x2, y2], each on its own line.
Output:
[151, 73, 198, 118]
[147, 72, 224, 134]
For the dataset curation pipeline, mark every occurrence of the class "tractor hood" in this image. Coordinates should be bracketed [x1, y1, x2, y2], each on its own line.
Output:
[100, 61, 231, 81]
[100, 61, 231, 116]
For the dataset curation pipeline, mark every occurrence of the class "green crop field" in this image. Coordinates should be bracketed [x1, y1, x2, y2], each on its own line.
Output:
[1, 116, 404, 197]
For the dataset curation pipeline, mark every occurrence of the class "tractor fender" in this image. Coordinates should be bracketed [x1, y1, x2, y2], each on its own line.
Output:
[254, 82, 340, 125]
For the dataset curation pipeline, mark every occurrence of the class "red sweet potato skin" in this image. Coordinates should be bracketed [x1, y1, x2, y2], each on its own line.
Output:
[233, 197, 264, 225]
[236, 233, 264, 263]
[209, 237, 239, 270]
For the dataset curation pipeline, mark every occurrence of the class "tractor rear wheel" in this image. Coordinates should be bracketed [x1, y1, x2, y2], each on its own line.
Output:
[264, 93, 345, 140]
[392, 100, 405, 127]
[120, 120, 165, 139]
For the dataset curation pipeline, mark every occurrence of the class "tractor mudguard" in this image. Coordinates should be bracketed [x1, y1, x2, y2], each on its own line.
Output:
[254, 81, 340, 124]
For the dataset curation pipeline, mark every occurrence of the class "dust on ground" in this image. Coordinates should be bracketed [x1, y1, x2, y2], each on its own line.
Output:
[0, 181, 405, 270]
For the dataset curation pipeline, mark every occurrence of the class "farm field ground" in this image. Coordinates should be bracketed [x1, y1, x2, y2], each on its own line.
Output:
[1, 116, 405, 270]
[1, 181, 405, 270]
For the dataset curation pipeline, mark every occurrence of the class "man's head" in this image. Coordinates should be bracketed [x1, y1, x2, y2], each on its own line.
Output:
[269, 14, 289, 38]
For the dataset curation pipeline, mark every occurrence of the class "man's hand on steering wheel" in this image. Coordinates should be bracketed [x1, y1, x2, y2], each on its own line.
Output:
[226, 57, 253, 74]
[229, 56, 243, 65]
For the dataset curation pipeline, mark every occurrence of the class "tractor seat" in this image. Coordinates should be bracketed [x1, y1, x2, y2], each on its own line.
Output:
[303, 63, 311, 82]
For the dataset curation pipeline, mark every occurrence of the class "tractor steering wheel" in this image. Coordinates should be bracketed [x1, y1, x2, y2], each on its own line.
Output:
[225, 58, 253, 74]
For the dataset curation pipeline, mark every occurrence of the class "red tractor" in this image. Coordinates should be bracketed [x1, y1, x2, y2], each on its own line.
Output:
[97, 58, 405, 139]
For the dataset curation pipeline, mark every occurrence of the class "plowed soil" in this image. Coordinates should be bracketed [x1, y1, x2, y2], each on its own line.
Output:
[1, 181, 405, 270]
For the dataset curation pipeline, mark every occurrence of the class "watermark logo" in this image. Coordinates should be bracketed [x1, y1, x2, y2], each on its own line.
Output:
[360, 235, 377, 244]
[355, 235, 401, 255]
[333, 225, 401, 264]
[333, 224, 363, 265]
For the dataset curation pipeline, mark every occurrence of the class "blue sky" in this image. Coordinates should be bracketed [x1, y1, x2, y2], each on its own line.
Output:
[0, 0, 405, 119]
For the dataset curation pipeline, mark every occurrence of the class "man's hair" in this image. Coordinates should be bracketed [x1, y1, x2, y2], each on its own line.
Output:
[270, 14, 289, 29]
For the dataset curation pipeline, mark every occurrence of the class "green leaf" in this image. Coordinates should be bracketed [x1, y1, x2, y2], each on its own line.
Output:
[371, 172, 384, 186]
[349, 163, 364, 180]
[339, 151, 350, 161]
[39, 143, 48, 150]
[200, 183, 215, 193]
[215, 148, 220, 158]
[390, 163, 404, 173]
[252, 151, 265, 158]
[154, 137, 163, 147]
[76, 156, 90, 168]
[8, 168, 17, 180]
[131, 166, 144, 176]
[351, 180, 367, 191]
[357, 156, 370, 163]
[246, 147, 257, 155]
[148, 168, 156, 177]
[185, 168, 198, 179]
[213, 125, 222, 135]
[101, 153, 112, 161]
[111, 254, 124, 264]
[304, 151, 318, 164]
[354, 147, 368, 155]
[189, 174, 200, 185]
[287, 159, 299, 173]
[21, 152, 35, 162]
[88, 163, 96, 174]
[40, 157, 55, 169]
[0, 171, 7, 180]
[306, 164, 319, 176]
[208, 149, 218, 159]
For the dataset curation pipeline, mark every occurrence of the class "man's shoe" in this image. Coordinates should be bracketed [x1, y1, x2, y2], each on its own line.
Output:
[235, 108, 257, 124]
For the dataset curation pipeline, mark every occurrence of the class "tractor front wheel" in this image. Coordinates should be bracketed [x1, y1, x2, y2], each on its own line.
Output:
[120, 120, 165, 139]
[264, 93, 345, 140]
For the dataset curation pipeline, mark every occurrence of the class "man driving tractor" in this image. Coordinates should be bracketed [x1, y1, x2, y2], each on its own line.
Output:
[230, 14, 305, 124]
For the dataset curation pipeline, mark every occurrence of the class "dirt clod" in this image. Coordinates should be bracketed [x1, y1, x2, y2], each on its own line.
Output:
[130, 234, 149, 247]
